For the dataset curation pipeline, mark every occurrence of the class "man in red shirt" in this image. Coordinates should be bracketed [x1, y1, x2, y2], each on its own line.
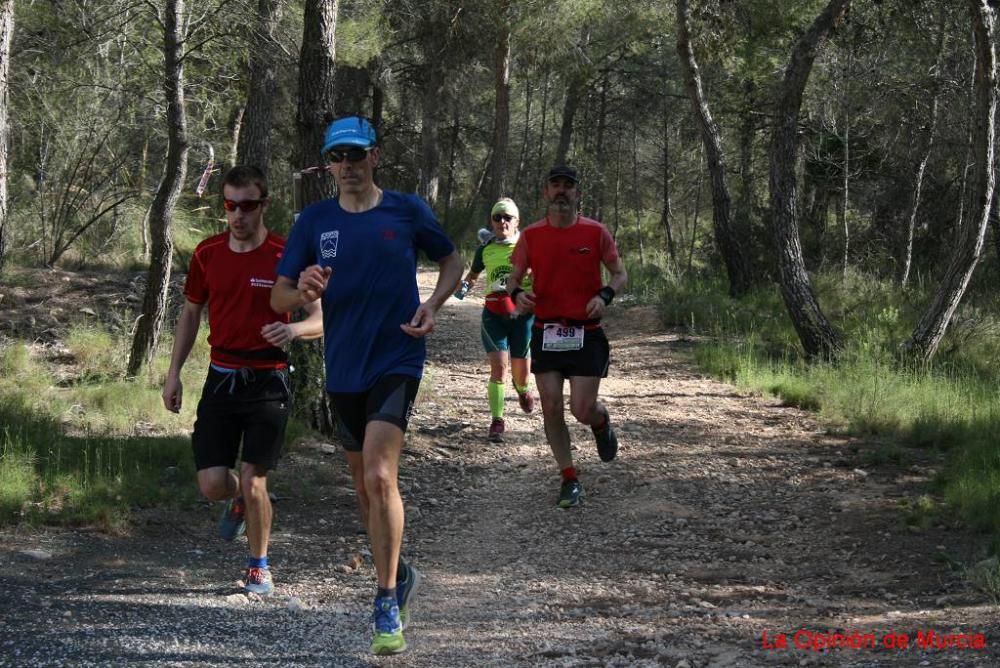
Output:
[162, 165, 322, 594]
[508, 165, 628, 508]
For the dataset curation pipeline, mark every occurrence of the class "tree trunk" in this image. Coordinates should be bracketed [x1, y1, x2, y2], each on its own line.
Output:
[443, 109, 461, 228]
[841, 95, 850, 278]
[292, 0, 338, 435]
[126, 0, 190, 377]
[0, 0, 12, 273]
[554, 73, 584, 166]
[660, 97, 678, 268]
[417, 61, 443, 206]
[688, 145, 704, 275]
[371, 68, 384, 128]
[676, 0, 754, 297]
[534, 66, 550, 203]
[904, 1, 998, 363]
[768, 0, 850, 360]
[611, 131, 622, 241]
[512, 67, 533, 197]
[736, 79, 756, 277]
[489, 2, 511, 202]
[592, 77, 608, 221]
[228, 106, 243, 169]
[333, 64, 372, 117]
[295, 0, 337, 204]
[900, 11, 947, 287]
[632, 120, 644, 267]
[237, 0, 283, 175]
[955, 48, 978, 243]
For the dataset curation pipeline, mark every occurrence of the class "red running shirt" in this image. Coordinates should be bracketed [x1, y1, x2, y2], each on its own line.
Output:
[511, 216, 619, 322]
[184, 231, 290, 369]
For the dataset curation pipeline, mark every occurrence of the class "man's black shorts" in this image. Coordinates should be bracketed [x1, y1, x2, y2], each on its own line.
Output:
[192, 366, 291, 471]
[530, 325, 610, 378]
[327, 374, 421, 452]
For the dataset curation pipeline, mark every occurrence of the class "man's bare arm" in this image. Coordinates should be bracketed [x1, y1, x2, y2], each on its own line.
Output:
[162, 300, 204, 412]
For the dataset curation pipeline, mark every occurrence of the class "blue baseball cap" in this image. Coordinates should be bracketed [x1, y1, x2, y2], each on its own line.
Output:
[322, 116, 377, 153]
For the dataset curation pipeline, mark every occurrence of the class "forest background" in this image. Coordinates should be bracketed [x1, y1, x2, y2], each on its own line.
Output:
[2, 0, 1000, 585]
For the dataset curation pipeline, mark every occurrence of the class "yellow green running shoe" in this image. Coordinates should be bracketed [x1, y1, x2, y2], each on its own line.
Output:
[371, 596, 406, 655]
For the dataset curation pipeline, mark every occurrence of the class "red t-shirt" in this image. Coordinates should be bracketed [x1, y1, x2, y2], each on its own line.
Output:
[184, 231, 290, 369]
[511, 216, 619, 322]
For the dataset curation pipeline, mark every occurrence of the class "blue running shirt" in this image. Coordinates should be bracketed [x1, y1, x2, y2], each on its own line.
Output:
[278, 191, 455, 391]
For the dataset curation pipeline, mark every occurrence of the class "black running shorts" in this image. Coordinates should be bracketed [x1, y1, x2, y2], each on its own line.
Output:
[192, 366, 291, 471]
[327, 374, 421, 451]
[530, 325, 610, 378]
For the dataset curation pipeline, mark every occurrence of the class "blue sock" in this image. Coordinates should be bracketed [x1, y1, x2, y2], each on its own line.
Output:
[376, 587, 397, 600]
[247, 556, 268, 569]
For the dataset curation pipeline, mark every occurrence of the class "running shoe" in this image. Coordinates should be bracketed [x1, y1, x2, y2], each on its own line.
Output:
[592, 411, 619, 462]
[371, 595, 406, 655]
[488, 417, 505, 442]
[517, 391, 535, 413]
[218, 497, 246, 541]
[396, 562, 423, 630]
[244, 567, 273, 595]
[558, 479, 583, 508]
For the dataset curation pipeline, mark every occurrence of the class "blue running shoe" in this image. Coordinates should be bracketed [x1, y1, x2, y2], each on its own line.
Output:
[243, 567, 273, 595]
[218, 497, 246, 541]
[371, 596, 406, 655]
[396, 562, 423, 630]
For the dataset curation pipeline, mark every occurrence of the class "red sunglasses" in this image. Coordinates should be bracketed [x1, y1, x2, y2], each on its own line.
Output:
[223, 199, 265, 212]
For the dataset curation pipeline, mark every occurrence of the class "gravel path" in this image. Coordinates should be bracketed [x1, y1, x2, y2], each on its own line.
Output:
[2, 272, 998, 667]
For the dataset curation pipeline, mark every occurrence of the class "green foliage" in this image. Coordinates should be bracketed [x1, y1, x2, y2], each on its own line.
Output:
[0, 317, 208, 527]
[0, 397, 195, 529]
[0, 342, 55, 406]
[66, 325, 123, 382]
[336, 3, 390, 66]
[620, 248, 676, 304]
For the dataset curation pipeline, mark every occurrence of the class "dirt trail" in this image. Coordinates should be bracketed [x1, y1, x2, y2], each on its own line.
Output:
[1, 269, 998, 667]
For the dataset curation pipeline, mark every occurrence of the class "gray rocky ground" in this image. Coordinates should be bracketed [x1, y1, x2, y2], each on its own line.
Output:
[2, 270, 999, 667]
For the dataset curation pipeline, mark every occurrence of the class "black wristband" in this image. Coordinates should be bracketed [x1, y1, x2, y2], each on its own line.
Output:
[597, 286, 615, 305]
[510, 287, 525, 302]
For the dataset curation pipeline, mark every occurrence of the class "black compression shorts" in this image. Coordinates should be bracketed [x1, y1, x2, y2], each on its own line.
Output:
[327, 374, 421, 451]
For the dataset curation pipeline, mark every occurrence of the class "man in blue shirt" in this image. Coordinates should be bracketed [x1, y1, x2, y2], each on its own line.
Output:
[271, 116, 462, 655]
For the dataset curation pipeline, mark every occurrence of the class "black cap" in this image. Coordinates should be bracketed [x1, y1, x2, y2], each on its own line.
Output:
[547, 164, 579, 184]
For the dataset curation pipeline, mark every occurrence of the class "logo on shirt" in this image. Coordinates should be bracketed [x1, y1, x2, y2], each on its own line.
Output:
[572, 247, 592, 255]
[383, 229, 396, 241]
[320, 230, 340, 259]
[250, 277, 274, 289]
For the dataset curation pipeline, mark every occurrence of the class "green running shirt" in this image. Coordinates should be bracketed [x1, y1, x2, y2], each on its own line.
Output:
[471, 239, 532, 295]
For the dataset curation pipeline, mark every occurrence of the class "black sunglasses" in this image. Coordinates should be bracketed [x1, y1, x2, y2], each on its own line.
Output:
[492, 214, 515, 223]
[223, 199, 265, 212]
[325, 146, 374, 164]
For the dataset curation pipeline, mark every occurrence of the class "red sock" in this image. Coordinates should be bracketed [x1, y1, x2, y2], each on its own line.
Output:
[561, 466, 577, 482]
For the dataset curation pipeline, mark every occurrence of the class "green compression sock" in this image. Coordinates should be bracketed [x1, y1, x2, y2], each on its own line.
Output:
[514, 382, 529, 395]
[488, 381, 506, 418]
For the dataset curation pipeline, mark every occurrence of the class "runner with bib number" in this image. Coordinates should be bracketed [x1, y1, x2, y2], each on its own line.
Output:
[508, 165, 628, 509]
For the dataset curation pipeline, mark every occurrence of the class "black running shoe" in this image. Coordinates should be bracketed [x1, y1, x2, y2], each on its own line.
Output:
[592, 411, 619, 462]
[558, 479, 583, 508]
